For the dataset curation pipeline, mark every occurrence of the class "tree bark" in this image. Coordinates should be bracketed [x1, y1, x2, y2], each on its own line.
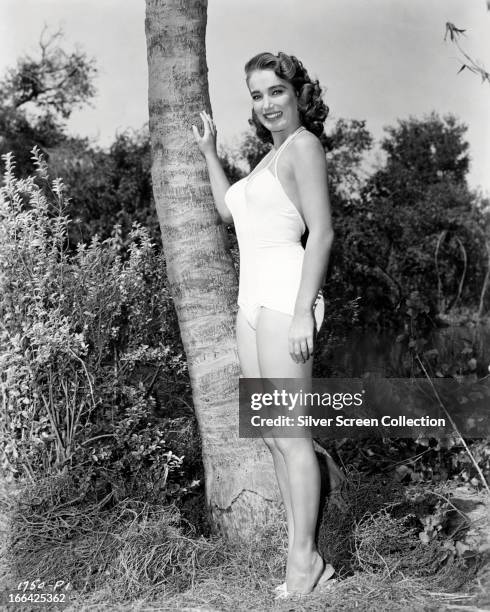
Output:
[144, 0, 280, 539]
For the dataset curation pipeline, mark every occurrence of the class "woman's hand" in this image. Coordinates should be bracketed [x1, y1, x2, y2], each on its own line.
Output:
[288, 311, 315, 363]
[192, 110, 218, 158]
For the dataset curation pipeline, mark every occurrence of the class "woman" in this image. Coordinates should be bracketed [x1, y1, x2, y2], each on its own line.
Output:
[192, 51, 335, 598]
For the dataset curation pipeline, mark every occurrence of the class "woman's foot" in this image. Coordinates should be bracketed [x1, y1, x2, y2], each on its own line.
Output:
[275, 551, 335, 598]
[287, 549, 323, 594]
[316, 563, 335, 587]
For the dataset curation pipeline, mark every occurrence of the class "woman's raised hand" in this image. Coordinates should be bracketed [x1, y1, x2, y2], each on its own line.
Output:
[192, 110, 217, 158]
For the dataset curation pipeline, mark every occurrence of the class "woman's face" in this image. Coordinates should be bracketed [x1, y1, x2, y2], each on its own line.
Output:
[247, 69, 300, 133]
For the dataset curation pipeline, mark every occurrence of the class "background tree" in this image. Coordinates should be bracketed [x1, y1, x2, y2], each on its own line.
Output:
[331, 112, 487, 338]
[0, 27, 97, 176]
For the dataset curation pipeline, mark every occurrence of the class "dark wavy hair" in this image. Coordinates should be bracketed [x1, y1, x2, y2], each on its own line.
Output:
[244, 51, 329, 144]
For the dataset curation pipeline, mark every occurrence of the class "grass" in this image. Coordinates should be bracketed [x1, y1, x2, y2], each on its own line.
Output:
[1, 469, 488, 612]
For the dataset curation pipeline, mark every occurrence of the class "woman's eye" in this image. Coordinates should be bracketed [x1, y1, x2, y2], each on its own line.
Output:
[272, 89, 283, 95]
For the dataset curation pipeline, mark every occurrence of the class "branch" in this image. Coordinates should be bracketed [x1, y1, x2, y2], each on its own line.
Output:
[444, 22, 490, 85]
[435, 230, 447, 312]
[447, 236, 467, 312]
[39, 24, 63, 62]
[374, 264, 403, 306]
[477, 240, 490, 319]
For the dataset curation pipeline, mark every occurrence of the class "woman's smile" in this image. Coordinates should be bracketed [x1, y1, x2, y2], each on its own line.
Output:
[263, 111, 283, 120]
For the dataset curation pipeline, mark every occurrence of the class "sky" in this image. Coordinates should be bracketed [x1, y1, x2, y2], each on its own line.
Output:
[1, 0, 489, 194]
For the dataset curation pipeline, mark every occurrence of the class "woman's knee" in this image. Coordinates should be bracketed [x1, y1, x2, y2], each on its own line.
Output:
[274, 436, 313, 458]
[262, 436, 278, 452]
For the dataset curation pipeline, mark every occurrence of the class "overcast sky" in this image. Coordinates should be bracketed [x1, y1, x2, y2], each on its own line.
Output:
[1, 0, 489, 194]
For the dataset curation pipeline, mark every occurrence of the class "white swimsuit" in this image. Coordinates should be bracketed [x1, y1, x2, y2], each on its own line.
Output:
[224, 126, 325, 330]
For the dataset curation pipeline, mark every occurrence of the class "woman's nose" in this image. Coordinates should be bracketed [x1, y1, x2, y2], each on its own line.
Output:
[263, 96, 273, 109]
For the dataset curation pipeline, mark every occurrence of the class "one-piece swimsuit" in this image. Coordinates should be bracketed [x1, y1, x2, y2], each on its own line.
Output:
[224, 126, 324, 330]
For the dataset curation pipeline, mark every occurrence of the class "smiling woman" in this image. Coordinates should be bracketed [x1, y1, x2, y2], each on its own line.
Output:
[192, 50, 337, 599]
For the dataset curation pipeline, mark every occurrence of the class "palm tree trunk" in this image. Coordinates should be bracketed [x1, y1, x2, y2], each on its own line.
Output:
[145, 0, 280, 539]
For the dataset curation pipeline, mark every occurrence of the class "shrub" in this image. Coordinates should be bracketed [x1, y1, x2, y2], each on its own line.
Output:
[0, 148, 199, 504]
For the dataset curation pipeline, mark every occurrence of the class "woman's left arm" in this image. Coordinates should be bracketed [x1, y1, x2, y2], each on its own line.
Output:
[289, 134, 334, 364]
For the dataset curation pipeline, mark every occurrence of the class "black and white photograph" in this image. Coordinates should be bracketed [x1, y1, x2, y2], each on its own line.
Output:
[0, 1, 489, 610]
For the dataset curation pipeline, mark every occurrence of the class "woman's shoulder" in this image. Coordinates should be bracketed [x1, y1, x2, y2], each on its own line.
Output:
[291, 129, 324, 156]
[287, 129, 326, 173]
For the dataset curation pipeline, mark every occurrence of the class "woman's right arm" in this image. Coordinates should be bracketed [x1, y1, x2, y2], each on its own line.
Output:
[192, 110, 233, 224]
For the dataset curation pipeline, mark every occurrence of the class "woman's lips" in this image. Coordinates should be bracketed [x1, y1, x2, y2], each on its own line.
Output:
[263, 111, 282, 120]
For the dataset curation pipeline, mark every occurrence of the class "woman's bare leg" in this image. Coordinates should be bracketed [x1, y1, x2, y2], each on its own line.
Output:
[235, 309, 295, 555]
[255, 306, 324, 593]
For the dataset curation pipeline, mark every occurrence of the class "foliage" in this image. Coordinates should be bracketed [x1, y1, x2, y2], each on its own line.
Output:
[0, 149, 199, 505]
[0, 27, 97, 176]
[380, 112, 470, 186]
[331, 112, 487, 335]
[322, 435, 489, 489]
[323, 118, 374, 203]
[47, 128, 161, 251]
[234, 129, 272, 171]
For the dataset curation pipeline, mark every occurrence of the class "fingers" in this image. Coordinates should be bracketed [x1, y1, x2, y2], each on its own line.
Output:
[201, 111, 215, 136]
[306, 334, 314, 360]
[289, 335, 314, 364]
[203, 110, 216, 134]
[199, 111, 216, 135]
[199, 111, 209, 137]
[191, 111, 217, 141]
[290, 341, 304, 364]
[300, 340, 309, 362]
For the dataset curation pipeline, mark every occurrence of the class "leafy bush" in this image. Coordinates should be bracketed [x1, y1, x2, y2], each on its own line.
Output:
[0, 149, 199, 504]
[47, 128, 161, 252]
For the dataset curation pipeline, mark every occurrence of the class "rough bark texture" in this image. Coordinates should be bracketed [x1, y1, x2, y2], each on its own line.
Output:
[144, 0, 280, 539]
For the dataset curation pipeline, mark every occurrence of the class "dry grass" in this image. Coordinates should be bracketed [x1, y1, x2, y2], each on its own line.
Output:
[1, 470, 488, 612]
